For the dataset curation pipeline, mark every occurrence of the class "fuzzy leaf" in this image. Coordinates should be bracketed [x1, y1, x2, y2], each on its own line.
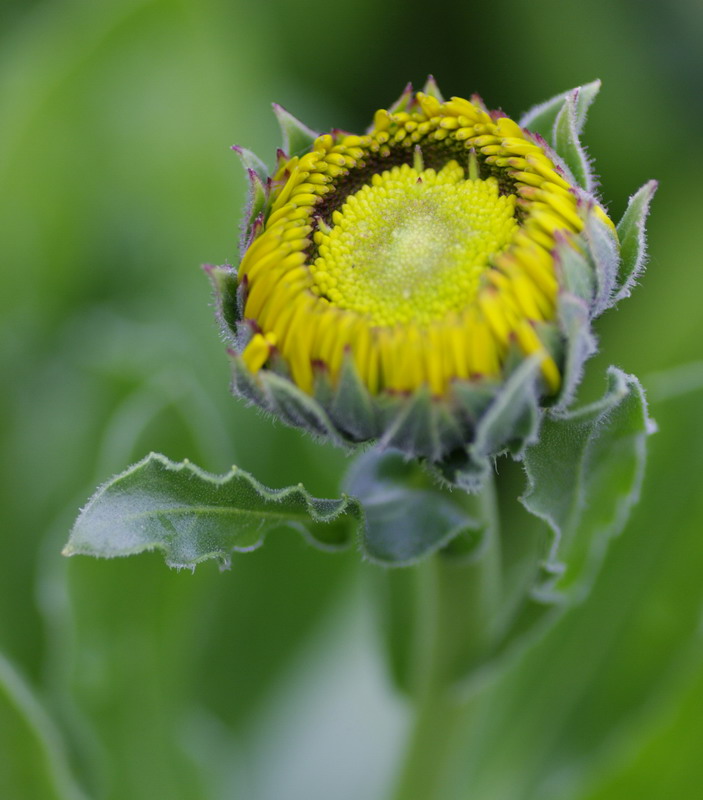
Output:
[345, 449, 483, 565]
[522, 367, 652, 598]
[520, 79, 601, 139]
[272, 104, 319, 157]
[231, 144, 269, 180]
[584, 209, 621, 315]
[614, 179, 658, 302]
[64, 453, 362, 568]
[553, 91, 596, 192]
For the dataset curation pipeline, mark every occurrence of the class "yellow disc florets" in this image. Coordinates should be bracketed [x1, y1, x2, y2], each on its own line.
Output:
[236, 91, 614, 400]
[310, 161, 518, 327]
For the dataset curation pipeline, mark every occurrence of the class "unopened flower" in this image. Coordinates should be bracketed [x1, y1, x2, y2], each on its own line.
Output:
[210, 79, 651, 481]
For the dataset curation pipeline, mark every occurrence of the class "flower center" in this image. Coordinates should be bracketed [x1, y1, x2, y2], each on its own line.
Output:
[310, 160, 518, 326]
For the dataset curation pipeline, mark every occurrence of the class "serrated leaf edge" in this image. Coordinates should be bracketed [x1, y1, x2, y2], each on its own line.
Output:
[64, 452, 363, 566]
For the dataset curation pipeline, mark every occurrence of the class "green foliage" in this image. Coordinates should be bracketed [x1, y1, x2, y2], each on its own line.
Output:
[65, 453, 362, 567]
[522, 368, 652, 597]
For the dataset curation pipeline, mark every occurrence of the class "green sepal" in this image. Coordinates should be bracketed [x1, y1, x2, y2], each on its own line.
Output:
[241, 171, 267, 248]
[229, 352, 272, 409]
[430, 380, 501, 489]
[345, 448, 483, 565]
[555, 291, 597, 412]
[434, 397, 473, 460]
[437, 357, 542, 491]
[421, 74, 445, 102]
[451, 379, 500, 423]
[555, 231, 596, 303]
[471, 355, 542, 461]
[324, 356, 379, 442]
[205, 264, 240, 345]
[553, 234, 598, 410]
[521, 367, 653, 599]
[231, 144, 269, 181]
[583, 208, 621, 315]
[388, 82, 415, 114]
[272, 103, 320, 157]
[381, 388, 444, 462]
[553, 91, 596, 193]
[263, 371, 346, 447]
[519, 79, 601, 140]
[225, 337, 532, 468]
[231, 146, 271, 252]
[64, 453, 364, 568]
[614, 179, 658, 302]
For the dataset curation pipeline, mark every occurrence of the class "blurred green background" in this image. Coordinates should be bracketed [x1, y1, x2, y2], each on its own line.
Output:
[2, 0, 703, 798]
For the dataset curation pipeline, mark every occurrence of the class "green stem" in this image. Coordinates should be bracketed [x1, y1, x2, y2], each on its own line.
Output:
[389, 474, 502, 800]
[391, 678, 464, 800]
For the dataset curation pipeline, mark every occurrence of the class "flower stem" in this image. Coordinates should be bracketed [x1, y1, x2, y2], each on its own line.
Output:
[389, 474, 502, 799]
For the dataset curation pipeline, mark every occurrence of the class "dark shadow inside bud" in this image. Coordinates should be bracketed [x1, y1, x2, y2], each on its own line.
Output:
[308, 140, 520, 264]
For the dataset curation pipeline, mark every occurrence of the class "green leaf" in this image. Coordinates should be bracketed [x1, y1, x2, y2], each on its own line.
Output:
[522, 367, 652, 598]
[553, 91, 596, 193]
[345, 448, 483, 565]
[231, 144, 269, 181]
[614, 179, 658, 302]
[519, 79, 601, 139]
[272, 103, 319, 157]
[64, 453, 363, 568]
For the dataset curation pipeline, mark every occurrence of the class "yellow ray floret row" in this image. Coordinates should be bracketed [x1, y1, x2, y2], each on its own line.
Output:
[238, 93, 614, 397]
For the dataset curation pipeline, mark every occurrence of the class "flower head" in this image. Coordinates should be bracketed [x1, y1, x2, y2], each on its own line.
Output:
[210, 79, 648, 481]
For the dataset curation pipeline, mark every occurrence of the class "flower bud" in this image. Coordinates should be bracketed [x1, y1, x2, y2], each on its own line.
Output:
[209, 79, 652, 477]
